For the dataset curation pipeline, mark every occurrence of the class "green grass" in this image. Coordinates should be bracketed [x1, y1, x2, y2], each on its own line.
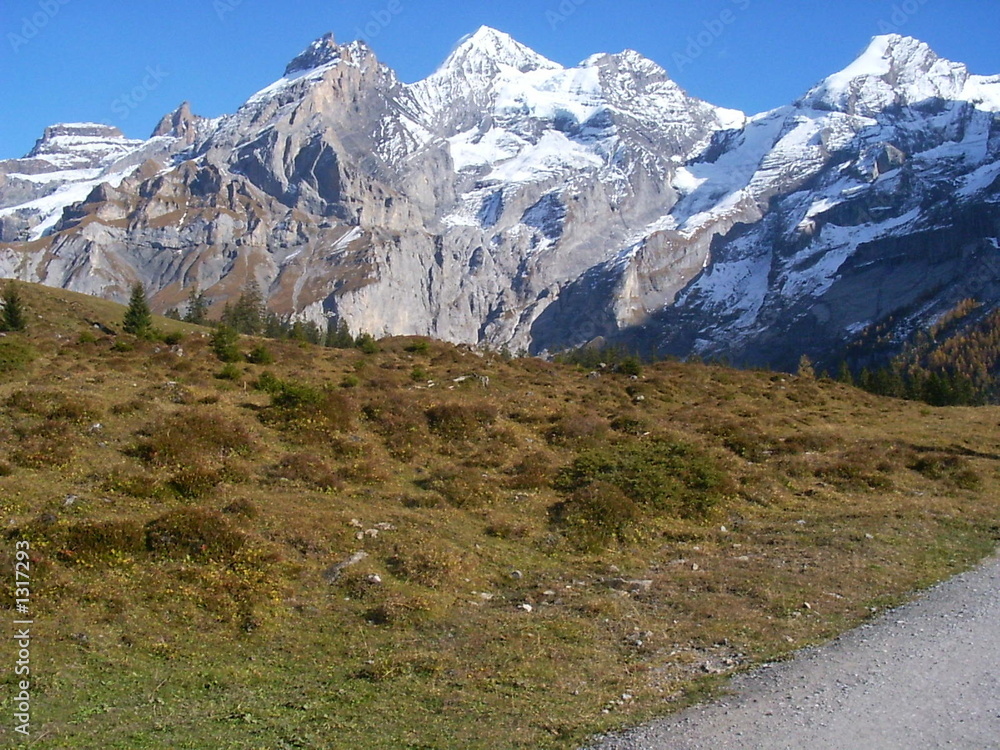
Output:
[0, 282, 998, 748]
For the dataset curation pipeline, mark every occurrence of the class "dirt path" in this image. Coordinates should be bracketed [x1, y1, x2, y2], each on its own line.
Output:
[585, 553, 1000, 750]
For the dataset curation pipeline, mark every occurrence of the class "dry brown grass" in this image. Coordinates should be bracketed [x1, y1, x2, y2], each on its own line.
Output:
[0, 283, 998, 749]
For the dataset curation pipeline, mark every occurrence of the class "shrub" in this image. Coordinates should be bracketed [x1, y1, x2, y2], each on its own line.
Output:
[112, 339, 135, 353]
[270, 453, 341, 491]
[59, 520, 146, 563]
[405, 340, 430, 354]
[222, 498, 259, 519]
[549, 481, 640, 550]
[425, 401, 498, 440]
[507, 450, 556, 489]
[363, 397, 427, 460]
[5, 389, 100, 423]
[545, 412, 608, 446]
[705, 421, 774, 463]
[355, 333, 379, 354]
[910, 453, 983, 490]
[145, 508, 245, 561]
[814, 460, 893, 491]
[101, 470, 167, 499]
[555, 437, 730, 518]
[0, 339, 36, 375]
[340, 375, 361, 389]
[246, 344, 274, 365]
[259, 379, 353, 437]
[217, 363, 242, 381]
[617, 357, 643, 377]
[417, 465, 497, 508]
[134, 408, 256, 466]
[77, 330, 99, 345]
[167, 463, 227, 499]
[386, 542, 465, 589]
[364, 589, 433, 627]
[610, 415, 649, 436]
[11, 420, 73, 468]
[162, 331, 185, 346]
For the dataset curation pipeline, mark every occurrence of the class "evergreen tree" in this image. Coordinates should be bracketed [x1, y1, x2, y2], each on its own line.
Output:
[326, 319, 354, 349]
[0, 281, 28, 332]
[183, 287, 210, 325]
[836, 361, 854, 386]
[122, 283, 153, 337]
[211, 324, 242, 363]
[221, 280, 266, 335]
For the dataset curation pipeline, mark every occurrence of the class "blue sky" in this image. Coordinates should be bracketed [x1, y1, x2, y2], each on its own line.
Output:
[2, 0, 999, 159]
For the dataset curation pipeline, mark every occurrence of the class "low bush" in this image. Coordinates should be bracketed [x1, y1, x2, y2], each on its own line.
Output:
[549, 481, 640, 550]
[0, 339, 36, 376]
[386, 542, 466, 589]
[910, 453, 983, 490]
[11, 420, 74, 468]
[167, 462, 228, 499]
[363, 397, 427, 460]
[417, 465, 497, 508]
[507, 450, 556, 489]
[246, 344, 274, 365]
[270, 453, 341, 491]
[404, 340, 431, 354]
[425, 401, 498, 440]
[134, 408, 256, 466]
[222, 498, 259, 519]
[59, 520, 146, 563]
[216, 363, 242, 381]
[145, 508, 246, 561]
[5, 389, 101, 423]
[555, 436, 730, 518]
[545, 412, 608, 446]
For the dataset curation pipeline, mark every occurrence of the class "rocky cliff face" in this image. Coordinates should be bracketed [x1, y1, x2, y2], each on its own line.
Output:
[0, 30, 997, 367]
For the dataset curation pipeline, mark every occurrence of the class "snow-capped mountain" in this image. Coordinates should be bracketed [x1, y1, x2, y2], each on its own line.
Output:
[0, 29, 997, 368]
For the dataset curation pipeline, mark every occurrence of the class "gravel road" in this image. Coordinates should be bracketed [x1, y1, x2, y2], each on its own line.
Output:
[585, 553, 1000, 750]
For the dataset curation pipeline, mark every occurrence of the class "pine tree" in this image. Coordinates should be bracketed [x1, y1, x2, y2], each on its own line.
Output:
[836, 361, 854, 386]
[221, 281, 265, 335]
[122, 283, 153, 337]
[0, 281, 28, 332]
[183, 287, 209, 325]
[210, 324, 242, 363]
[326, 319, 354, 349]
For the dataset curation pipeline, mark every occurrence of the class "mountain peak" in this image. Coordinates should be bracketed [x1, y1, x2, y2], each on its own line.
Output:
[151, 102, 201, 143]
[803, 34, 969, 115]
[437, 26, 560, 77]
[284, 32, 340, 76]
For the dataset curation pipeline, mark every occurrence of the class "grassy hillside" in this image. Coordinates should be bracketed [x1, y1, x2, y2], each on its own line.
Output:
[1, 282, 998, 749]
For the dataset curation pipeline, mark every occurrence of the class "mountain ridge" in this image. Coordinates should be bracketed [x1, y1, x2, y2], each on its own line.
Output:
[0, 28, 998, 369]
